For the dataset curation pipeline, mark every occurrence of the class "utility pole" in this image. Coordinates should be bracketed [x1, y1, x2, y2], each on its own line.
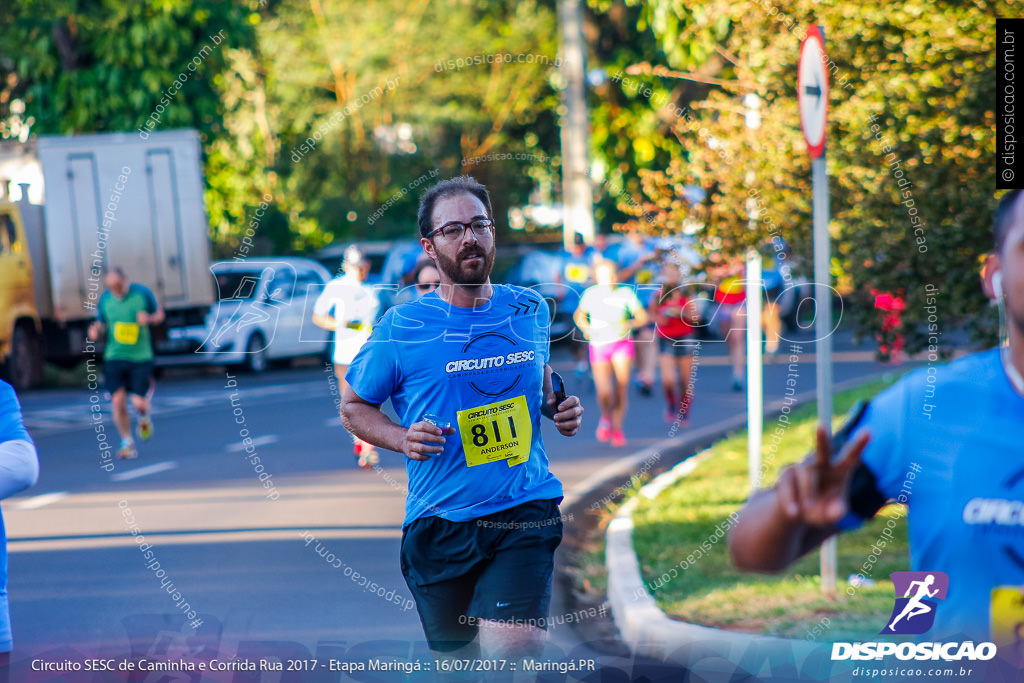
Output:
[558, 0, 595, 249]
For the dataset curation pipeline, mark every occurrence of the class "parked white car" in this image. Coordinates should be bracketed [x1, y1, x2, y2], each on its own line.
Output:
[174, 258, 331, 372]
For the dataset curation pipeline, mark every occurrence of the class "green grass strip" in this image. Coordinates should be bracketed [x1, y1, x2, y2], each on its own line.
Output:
[627, 376, 911, 641]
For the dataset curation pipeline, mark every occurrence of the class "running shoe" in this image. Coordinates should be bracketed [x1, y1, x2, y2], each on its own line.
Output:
[354, 440, 377, 470]
[360, 448, 380, 469]
[731, 376, 744, 392]
[635, 380, 653, 397]
[574, 361, 588, 379]
[610, 430, 627, 448]
[138, 415, 154, 441]
[596, 418, 612, 442]
[664, 409, 676, 423]
[118, 438, 138, 460]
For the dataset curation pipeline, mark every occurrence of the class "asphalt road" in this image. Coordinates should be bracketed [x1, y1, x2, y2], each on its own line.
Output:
[4, 330, 907, 679]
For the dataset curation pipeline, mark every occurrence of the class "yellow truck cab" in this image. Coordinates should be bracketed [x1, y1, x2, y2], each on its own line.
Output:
[0, 131, 214, 390]
[0, 200, 42, 388]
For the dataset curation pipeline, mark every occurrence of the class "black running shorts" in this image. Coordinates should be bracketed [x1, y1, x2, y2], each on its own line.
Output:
[104, 360, 154, 397]
[399, 497, 563, 652]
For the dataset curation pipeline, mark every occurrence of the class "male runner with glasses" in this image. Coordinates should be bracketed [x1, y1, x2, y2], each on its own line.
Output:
[341, 176, 584, 660]
[729, 190, 1024, 643]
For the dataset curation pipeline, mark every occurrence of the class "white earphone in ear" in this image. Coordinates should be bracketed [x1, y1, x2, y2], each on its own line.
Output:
[994, 271, 1005, 299]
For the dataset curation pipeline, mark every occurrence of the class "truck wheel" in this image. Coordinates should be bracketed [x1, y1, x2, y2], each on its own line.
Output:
[244, 333, 268, 374]
[8, 323, 43, 390]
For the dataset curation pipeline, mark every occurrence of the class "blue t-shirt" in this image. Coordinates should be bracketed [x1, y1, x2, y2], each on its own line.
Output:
[851, 348, 1024, 641]
[0, 379, 32, 652]
[559, 248, 597, 313]
[616, 239, 658, 285]
[0, 381, 31, 446]
[346, 285, 563, 527]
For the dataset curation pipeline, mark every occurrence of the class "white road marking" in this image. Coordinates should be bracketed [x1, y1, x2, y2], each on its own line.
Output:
[225, 435, 279, 452]
[161, 396, 204, 408]
[22, 419, 81, 430]
[111, 461, 178, 482]
[12, 492, 68, 510]
[22, 379, 340, 435]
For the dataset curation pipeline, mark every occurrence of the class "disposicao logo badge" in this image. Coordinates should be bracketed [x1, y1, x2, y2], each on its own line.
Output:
[881, 571, 950, 635]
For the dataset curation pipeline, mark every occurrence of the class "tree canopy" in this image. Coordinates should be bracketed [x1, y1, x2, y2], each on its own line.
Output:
[1, 0, 566, 255]
[0, 0, 1010, 348]
[596, 0, 1008, 351]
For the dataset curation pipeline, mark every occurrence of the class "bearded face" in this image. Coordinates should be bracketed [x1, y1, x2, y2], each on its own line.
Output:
[997, 195, 1024, 342]
[432, 236, 496, 286]
[425, 193, 496, 286]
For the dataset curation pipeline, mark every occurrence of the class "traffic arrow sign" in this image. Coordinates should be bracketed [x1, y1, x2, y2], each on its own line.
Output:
[798, 26, 829, 158]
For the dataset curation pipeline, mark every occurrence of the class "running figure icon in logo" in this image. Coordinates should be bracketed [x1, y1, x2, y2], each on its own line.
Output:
[882, 571, 950, 635]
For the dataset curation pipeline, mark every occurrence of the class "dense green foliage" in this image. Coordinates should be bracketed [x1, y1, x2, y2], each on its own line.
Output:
[1, 0, 564, 255]
[1, 0, 1009, 345]
[601, 0, 1009, 350]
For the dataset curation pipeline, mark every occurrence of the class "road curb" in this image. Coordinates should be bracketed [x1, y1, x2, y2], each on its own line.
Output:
[605, 453, 811, 665]
[552, 410, 751, 655]
[562, 373, 890, 669]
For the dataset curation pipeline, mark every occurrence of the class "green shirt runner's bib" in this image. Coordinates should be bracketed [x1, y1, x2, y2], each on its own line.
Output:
[97, 284, 159, 362]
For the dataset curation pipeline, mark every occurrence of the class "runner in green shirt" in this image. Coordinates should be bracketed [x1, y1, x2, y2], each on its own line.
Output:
[87, 267, 165, 459]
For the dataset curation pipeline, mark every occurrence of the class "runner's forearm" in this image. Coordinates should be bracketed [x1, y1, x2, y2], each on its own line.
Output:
[312, 313, 337, 330]
[632, 308, 650, 328]
[572, 309, 588, 334]
[0, 439, 39, 500]
[340, 399, 407, 453]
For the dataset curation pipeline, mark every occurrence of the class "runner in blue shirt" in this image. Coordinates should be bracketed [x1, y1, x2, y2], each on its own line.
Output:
[729, 190, 1024, 643]
[556, 232, 597, 376]
[0, 380, 40, 660]
[341, 176, 584, 660]
[616, 229, 658, 285]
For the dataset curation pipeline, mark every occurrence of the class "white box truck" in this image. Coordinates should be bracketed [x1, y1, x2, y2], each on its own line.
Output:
[0, 130, 215, 388]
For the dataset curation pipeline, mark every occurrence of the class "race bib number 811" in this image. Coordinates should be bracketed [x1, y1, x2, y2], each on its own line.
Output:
[457, 395, 532, 468]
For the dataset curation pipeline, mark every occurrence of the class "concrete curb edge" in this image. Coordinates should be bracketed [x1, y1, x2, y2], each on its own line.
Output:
[598, 373, 890, 668]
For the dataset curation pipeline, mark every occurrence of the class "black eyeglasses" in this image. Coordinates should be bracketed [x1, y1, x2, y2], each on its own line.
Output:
[426, 218, 494, 241]
[416, 281, 440, 291]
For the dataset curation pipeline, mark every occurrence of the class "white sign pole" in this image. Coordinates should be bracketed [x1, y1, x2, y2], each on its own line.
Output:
[746, 248, 763, 492]
[800, 25, 836, 596]
[813, 154, 836, 596]
[743, 93, 764, 494]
